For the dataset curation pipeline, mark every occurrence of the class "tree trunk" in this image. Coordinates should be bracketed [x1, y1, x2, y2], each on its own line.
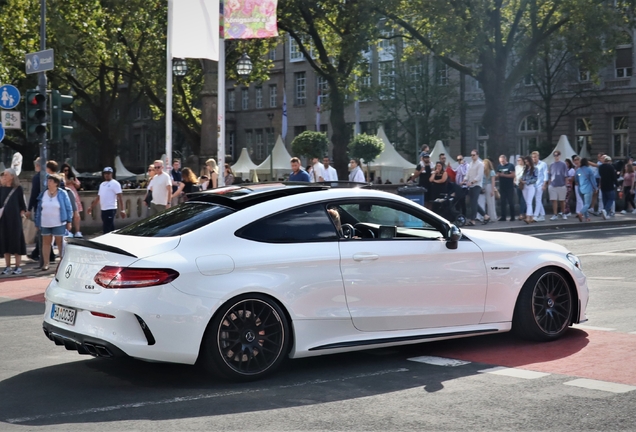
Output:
[481, 69, 510, 159]
[199, 59, 217, 163]
[329, 88, 349, 180]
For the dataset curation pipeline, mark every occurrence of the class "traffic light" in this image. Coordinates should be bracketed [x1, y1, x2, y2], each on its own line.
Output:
[25, 89, 48, 142]
[51, 90, 73, 141]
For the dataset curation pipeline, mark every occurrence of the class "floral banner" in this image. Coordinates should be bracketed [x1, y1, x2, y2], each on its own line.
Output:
[224, 0, 278, 39]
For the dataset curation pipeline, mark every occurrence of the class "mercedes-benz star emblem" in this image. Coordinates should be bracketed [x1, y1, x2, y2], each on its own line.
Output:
[65, 265, 73, 279]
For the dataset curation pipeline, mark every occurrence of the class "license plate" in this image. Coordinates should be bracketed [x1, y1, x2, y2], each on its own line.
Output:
[51, 304, 77, 326]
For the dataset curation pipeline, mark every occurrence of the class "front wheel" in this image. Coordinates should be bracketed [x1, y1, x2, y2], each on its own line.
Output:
[200, 294, 290, 381]
[513, 268, 573, 341]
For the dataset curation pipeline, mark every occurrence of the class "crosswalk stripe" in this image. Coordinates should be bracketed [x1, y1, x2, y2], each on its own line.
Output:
[573, 324, 616, 331]
[478, 367, 550, 379]
[563, 378, 636, 394]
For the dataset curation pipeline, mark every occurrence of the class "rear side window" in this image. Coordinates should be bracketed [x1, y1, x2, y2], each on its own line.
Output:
[237, 203, 338, 243]
[115, 203, 234, 237]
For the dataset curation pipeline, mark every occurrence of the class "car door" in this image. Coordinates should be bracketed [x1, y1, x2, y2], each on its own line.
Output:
[334, 199, 488, 332]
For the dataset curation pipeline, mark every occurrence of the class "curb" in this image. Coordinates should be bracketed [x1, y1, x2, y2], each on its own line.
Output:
[472, 215, 636, 234]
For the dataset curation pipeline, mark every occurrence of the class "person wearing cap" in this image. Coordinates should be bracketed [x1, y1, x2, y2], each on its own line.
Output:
[548, 150, 569, 220]
[87, 167, 126, 233]
[598, 155, 618, 219]
[413, 152, 433, 208]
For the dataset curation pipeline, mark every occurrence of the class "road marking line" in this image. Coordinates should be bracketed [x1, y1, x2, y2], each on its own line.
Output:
[587, 276, 625, 280]
[532, 225, 636, 236]
[4, 368, 409, 424]
[478, 367, 550, 379]
[573, 325, 616, 332]
[629, 331, 636, 335]
[407, 356, 471, 367]
[563, 378, 636, 394]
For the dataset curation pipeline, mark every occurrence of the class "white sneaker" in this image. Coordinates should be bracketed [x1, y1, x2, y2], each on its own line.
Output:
[550, 215, 558, 221]
[621, 210, 627, 214]
[564, 212, 571, 217]
[536, 216, 545, 222]
[632, 209, 636, 214]
[1, 267, 11, 275]
[602, 209, 607, 219]
[64, 230, 74, 238]
[562, 214, 568, 220]
[12, 267, 22, 275]
[74, 231, 83, 238]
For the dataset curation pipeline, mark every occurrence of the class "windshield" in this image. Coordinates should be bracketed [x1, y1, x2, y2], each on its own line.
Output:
[115, 202, 234, 237]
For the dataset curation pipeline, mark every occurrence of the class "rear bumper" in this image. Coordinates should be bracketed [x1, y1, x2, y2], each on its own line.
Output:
[42, 321, 128, 358]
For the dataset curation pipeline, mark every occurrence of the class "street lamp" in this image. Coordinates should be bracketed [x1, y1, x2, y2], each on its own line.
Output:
[267, 112, 274, 180]
[236, 52, 253, 77]
[172, 58, 188, 78]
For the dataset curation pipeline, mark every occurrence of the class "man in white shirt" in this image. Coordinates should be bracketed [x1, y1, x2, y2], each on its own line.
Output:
[532, 151, 549, 221]
[321, 156, 338, 182]
[87, 167, 125, 233]
[464, 149, 485, 225]
[148, 159, 173, 216]
[310, 157, 324, 182]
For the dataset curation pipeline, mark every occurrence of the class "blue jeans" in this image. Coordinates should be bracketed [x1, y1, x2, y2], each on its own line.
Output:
[516, 186, 526, 216]
[580, 191, 593, 218]
[101, 209, 117, 233]
[602, 190, 615, 214]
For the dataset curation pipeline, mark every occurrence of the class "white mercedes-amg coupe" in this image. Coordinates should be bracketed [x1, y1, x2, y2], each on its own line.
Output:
[43, 183, 588, 381]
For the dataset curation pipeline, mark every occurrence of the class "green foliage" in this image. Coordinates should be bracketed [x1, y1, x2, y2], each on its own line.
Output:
[291, 131, 329, 159]
[348, 133, 384, 164]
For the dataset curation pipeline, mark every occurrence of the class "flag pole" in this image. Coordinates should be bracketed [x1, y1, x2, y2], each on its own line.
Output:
[165, 0, 173, 168]
[217, 0, 226, 187]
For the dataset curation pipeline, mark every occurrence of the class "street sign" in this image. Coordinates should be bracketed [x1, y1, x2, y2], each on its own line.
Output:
[0, 124, 5, 142]
[1, 110, 21, 129]
[25, 49, 54, 74]
[0, 84, 21, 110]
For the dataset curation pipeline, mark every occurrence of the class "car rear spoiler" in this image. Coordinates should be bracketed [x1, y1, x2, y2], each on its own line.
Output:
[66, 238, 138, 258]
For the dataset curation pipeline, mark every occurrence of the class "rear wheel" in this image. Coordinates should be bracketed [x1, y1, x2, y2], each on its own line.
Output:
[513, 268, 573, 341]
[200, 294, 290, 381]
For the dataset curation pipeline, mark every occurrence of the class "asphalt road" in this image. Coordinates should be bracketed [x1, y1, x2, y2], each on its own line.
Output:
[0, 225, 635, 431]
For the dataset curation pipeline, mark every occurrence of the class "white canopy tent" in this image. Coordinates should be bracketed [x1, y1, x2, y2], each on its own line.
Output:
[542, 135, 577, 166]
[364, 126, 416, 183]
[255, 135, 293, 180]
[579, 143, 591, 160]
[429, 140, 458, 168]
[231, 148, 259, 180]
[114, 156, 144, 180]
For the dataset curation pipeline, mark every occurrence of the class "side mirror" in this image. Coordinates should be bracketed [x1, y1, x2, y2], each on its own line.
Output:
[446, 224, 462, 250]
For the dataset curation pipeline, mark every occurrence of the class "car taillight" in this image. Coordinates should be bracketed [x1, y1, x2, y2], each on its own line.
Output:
[94, 266, 180, 289]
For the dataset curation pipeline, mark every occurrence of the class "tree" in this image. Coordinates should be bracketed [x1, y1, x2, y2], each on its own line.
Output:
[348, 133, 384, 180]
[278, 0, 384, 179]
[363, 53, 457, 162]
[291, 130, 329, 160]
[380, 0, 632, 158]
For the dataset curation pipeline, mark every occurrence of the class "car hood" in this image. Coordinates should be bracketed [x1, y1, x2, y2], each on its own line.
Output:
[461, 229, 569, 254]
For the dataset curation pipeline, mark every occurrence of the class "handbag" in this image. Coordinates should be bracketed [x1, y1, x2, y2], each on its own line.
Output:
[518, 182, 524, 191]
[0, 187, 18, 220]
[22, 217, 37, 244]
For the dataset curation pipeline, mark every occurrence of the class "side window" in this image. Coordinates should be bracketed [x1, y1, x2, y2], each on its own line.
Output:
[339, 203, 430, 228]
[237, 204, 338, 243]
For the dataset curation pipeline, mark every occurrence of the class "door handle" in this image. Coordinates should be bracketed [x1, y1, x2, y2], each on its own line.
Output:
[353, 253, 379, 262]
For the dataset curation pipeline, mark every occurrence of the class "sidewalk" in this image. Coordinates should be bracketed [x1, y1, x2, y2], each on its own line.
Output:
[466, 210, 636, 233]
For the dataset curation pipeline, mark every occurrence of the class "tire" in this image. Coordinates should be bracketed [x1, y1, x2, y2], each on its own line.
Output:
[200, 294, 291, 381]
[513, 268, 573, 341]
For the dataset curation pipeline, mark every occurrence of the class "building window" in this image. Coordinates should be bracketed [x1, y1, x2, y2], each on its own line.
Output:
[616, 47, 633, 78]
[266, 127, 275, 153]
[245, 129, 253, 152]
[241, 88, 249, 110]
[294, 125, 307, 137]
[269, 84, 277, 107]
[255, 87, 263, 109]
[255, 129, 264, 160]
[228, 131, 236, 160]
[613, 116, 628, 157]
[295, 72, 306, 106]
[268, 47, 276, 61]
[518, 115, 540, 155]
[523, 74, 533, 86]
[144, 107, 152, 119]
[289, 36, 313, 61]
[135, 107, 142, 120]
[575, 117, 592, 154]
[317, 76, 329, 104]
[437, 62, 449, 86]
[228, 90, 236, 111]
[476, 125, 489, 158]
[319, 124, 328, 135]
[379, 61, 395, 91]
[579, 70, 591, 82]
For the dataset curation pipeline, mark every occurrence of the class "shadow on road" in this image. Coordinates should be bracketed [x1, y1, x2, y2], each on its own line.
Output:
[0, 330, 589, 426]
[0, 298, 45, 318]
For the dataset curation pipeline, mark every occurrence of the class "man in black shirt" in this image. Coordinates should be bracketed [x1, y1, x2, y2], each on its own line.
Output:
[413, 152, 432, 208]
[496, 155, 516, 221]
[598, 155, 618, 219]
[170, 159, 182, 205]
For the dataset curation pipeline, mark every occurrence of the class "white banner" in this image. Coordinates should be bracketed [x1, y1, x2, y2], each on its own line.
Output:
[170, 0, 220, 61]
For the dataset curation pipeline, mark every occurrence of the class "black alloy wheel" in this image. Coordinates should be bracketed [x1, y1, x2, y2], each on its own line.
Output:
[201, 295, 290, 381]
[513, 268, 573, 341]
